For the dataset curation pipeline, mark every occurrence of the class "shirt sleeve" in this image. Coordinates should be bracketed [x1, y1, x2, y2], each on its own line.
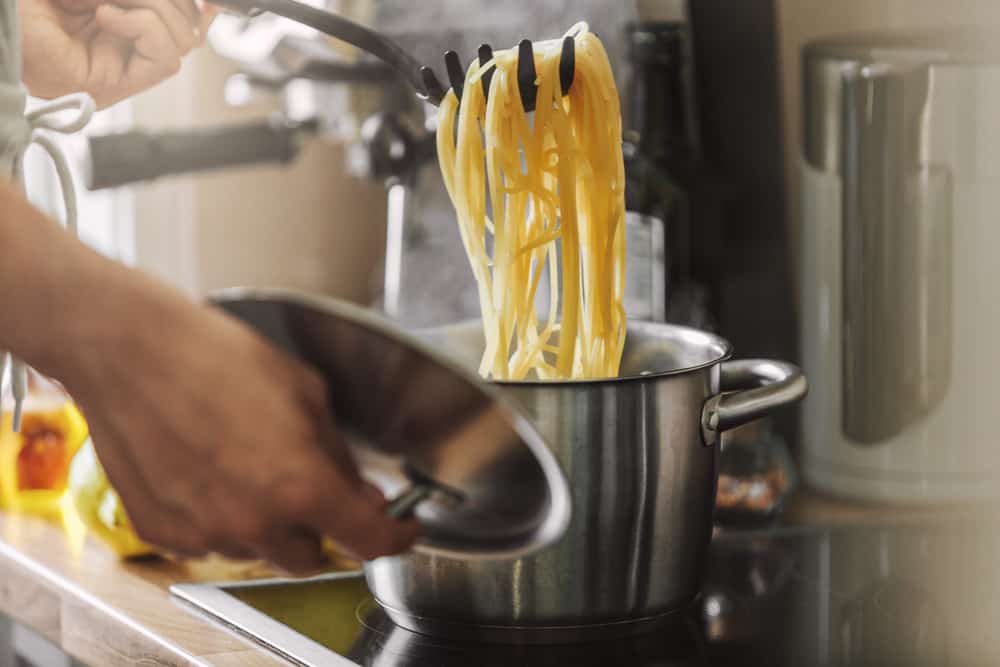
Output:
[0, 0, 24, 175]
[0, 0, 19, 87]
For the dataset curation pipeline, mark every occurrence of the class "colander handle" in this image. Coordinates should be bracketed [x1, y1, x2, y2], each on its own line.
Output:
[701, 360, 808, 446]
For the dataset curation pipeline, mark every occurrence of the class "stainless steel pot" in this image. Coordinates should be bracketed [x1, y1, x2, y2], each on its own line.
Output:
[365, 320, 807, 642]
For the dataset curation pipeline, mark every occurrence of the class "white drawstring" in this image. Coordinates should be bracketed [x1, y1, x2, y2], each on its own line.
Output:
[6, 92, 95, 430]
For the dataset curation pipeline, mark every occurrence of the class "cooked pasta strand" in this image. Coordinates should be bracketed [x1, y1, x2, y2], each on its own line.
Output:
[437, 23, 626, 379]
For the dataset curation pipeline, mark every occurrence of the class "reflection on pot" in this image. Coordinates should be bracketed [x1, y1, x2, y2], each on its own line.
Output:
[840, 578, 947, 667]
[349, 597, 709, 667]
[703, 525, 1000, 666]
[701, 535, 797, 643]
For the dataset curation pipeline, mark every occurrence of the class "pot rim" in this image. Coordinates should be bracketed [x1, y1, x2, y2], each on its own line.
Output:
[420, 319, 735, 387]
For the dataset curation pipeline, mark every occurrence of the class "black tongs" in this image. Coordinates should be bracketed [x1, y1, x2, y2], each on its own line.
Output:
[212, 0, 575, 112]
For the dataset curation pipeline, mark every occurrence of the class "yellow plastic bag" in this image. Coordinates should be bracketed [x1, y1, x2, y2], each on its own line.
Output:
[0, 373, 89, 516]
[65, 438, 155, 559]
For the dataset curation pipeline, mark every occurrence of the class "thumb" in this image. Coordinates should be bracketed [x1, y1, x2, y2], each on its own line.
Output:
[84, 33, 129, 106]
[197, 2, 222, 43]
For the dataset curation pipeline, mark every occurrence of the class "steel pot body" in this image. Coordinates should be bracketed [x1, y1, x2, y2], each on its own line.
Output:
[365, 321, 806, 641]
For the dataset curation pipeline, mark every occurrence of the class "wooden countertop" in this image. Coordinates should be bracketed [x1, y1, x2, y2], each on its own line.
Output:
[0, 490, 984, 666]
[0, 508, 297, 666]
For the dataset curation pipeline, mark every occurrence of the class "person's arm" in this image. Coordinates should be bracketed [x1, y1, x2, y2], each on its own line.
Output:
[0, 181, 418, 570]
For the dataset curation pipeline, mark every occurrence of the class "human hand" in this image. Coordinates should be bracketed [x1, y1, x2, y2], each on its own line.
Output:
[19, 0, 218, 108]
[37, 260, 419, 573]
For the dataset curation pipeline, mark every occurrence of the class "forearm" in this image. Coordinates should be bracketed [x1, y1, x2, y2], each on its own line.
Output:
[0, 179, 187, 387]
[0, 180, 106, 377]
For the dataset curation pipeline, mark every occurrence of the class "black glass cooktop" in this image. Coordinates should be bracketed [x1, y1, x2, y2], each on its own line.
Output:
[173, 521, 1000, 666]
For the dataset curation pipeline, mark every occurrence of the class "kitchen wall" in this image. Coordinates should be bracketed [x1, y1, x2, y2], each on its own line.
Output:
[776, 0, 1000, 288]
[128, 47, 388, 304]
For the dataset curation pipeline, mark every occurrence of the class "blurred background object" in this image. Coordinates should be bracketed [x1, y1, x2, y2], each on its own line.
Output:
[0, 371, 88, 517]
[715, 420, 797, 528]
[798, 27, 1000, 503]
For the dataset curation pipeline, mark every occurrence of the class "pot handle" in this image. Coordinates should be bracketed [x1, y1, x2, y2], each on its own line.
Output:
[701, 360, 808, 445]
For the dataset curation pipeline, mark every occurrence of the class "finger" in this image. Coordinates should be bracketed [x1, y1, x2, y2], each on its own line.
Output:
[303, 469, 420, 561]
[108, 0, 199, 51]
[194, 477, 272, 561]
[80, 399, 217, 557]
[263, 417, 420, 562]
[85, 33, 129, 96]
[316, 413, 363, 483]
[113, 0, 200, 28]
[253, 527, 328, 577]
[102, 470, 209, 558]
[96, 3, 194, 57]
[86, 428, 208, 557]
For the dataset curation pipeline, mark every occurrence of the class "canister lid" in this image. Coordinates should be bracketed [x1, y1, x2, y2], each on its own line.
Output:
[211, 288, 571, 561]
[804, 28, 1000, 66]
[802, 28, 1000, 173]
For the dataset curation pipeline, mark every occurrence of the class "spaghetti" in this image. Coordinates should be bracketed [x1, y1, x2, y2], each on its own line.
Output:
[436, 22, 626, 380]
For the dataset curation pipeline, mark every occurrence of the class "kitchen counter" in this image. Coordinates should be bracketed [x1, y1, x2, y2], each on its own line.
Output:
[0, 508, 294, 666]
[0, 491, 986, 667]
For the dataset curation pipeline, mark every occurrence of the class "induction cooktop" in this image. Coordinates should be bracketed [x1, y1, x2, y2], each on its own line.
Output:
[172, 522, 1000, 666]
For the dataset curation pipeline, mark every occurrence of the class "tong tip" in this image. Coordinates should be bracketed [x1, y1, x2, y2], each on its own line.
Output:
[477, 44, 495, 99]
[468, 37, 572, 112]
[560, 36, 575, 96]
[444, 50, 465, 101]
[420, 66, 446, 105]
[517, 39, 538, 113]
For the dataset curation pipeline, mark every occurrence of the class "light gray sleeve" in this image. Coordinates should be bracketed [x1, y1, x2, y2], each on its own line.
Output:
[0, 0, 19, 87]
[0, 0, 23, 175]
